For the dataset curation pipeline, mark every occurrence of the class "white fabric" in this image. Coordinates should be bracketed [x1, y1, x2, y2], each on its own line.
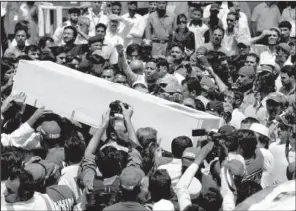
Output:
[84, 8, 109, 37]
[203, 1, 229, 20]
[250, 123, 269, 138]
[153, 199, 175, 211]
[187, 23, 209, 50]
[9, 39, 30, 48]
[174, 72, 185, 85]
[259, 148, 274, 188]
[229, 108, 246, 129]
[282, 7, 296, 37]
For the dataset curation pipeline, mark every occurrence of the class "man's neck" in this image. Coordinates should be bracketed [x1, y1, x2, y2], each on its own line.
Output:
[129, 10, 136, 18]
[157, 10, 166, 18]
[227, 27, 234, 34]
[269, 45, 277, 53]
[70, 21, 77, 27]
[17, 45, 25, 51]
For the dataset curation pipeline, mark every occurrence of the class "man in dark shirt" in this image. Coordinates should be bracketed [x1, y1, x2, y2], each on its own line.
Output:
[62, 25, 82, 57]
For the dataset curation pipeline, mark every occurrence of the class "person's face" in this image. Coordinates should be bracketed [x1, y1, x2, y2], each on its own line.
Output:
[89, 42, 103, 52]
[276, 48, 288, 63]
[170, 47, 184, 61]
[277, 122, 289, 142]
[157, 1, 167, 11]
[244, 56, 257, 68]
[290, 42, 296, 56]
[79, 22, 89, 33]
[56, 52, 66, 64]
[280, 27, 290, 39]
[127, 50, 140, 61]
[232, 2, 240, 13]
[4, 178, 20, 203]
[238, 45, 249, 56]
[101, 69, 115, 82]
[63, 28, 75, 43]
[268, 30, 279, 45]
[266, 100, 282, 120]
[92, 2, 102, 11]
[191, 10, 202, 21]
[178, 17, 187, 29]
[28, 50, 40, 60]
[236, 73, 253, 89]
[95, 27, 106, 39]
[111, 5, 121, 15]
[15, 30, 27, 46]
[110, 20, 119, 31]
[210, 9, 219, 17]
[128, 2, 137, 11]
[113, 119, 129, 143]
[91, 64, 104, 77]
[225, 91, 235, 105]
[212, 29, 223, 46]
[280, 72, 290, 86]
[144, 61, 158, 82]
[227, 14, 236, 29]
[158, 65, 167, 78]
[3, 68, 14, 83]
[149, 2, 157, 13]
[115, 74, 128, 86]
[43, 40, 54, 51]
[69, 13, 80, 24]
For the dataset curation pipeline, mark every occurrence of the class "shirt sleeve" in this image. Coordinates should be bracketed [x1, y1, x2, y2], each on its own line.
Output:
[251, 5, 259, 22]
[127, 147, 143, 169]
[129, 16, 146, 38]
[77, 154, 97, 190]
[1, 122, 35, 148]
[220, 167, 236, 211]
[109, 46, 119, 65]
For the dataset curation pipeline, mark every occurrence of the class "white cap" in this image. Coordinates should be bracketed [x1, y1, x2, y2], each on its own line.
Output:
[153, 199, 175, 211]
[249, 123, 269, 138]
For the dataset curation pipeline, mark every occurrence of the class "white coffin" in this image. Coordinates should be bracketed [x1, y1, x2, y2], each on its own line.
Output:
[12, 60, 224, 151]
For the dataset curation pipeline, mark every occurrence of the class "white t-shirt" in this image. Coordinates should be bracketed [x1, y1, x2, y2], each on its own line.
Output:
[229, 108, 246, 129]
[259, 148, 274, 188]
[187, 23, 209, 50]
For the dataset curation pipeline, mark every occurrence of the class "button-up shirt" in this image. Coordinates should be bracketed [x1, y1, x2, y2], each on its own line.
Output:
[146, 11, 175, 41]
[187, 21, 209, 50]
[282, 6, 296, 38]
[84, 8, 109, 37]
[251, 2, 282, 32]
[121, 13, 145, 47]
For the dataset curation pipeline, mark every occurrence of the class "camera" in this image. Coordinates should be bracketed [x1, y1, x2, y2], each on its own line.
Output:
[109, 100, 129, 115]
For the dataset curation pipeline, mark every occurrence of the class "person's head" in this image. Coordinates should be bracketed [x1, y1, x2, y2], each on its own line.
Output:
[106, 116, 129, 145]
[197, 187, 223, 211]
[177, 14, 188, 30]
[190, 6, 203, 21]
[240, 117, 259, 129]
[55, 48, 67, 65]
[279, 21, 292, 40]
[96, 146, 127, 178]
[15, 20, 30, 38]
[142, 142, 162, 174]
[266, 92, 288, 121]
[184, 204, 205, 211]
[126, 44, 142, 61]
[4, 168, 34, 203]
[230, 1, 241, 13]
[101, 69, 115, 82]
[91, 2, 102, 13]
[95, 23, 107, 39]
[64, 134, 86, 165]
[196, 47, 208, 57]
[253, 71, 275, 94]
[1, 152, 19, 181]
[129, 59, 144, 75]
[63, 26, 78, 44]
[127, 1, 137, 11]
[237, 129, 257, 159]
[114, 73, 128, 86]
[226, 12, 238, 30]
[233, 90, 244, 109]
[195, 99, 206, 111]
[78, 16, 90, 34]
[111, 2, 122, 15]
[210, 3, 221, 17]
[170, 43, 185, 62]
[88, 35, 104, 52]
[157, 58, 169, 78]
[14, 26, 28, 47]
[276, 43, 291, 64]
[157, 1, 167, 12]
[68, 7, 80, 24]
[236, 181, 262, 205]
[136, 127, 158, 148]
[268, 27, 281, 46]
[144, 58, 159, 83]
[244, 53, 259, 69]
[280, 65, 296, 87]
[149, 169, 172, 202]
[148, 1, 157, 13]
[25, 45, 40, 60]
[182, 77, 202, 99]
[235, 66, 255, 91]
[211, 27, 225, 46]
[237, 41, 250, 56]
[171, 136, 193, 159]
[183, 98, 196, 109]
[120, 166, 145, 201]
[109, 19, 120, 32]
[38, 36, 54, 52]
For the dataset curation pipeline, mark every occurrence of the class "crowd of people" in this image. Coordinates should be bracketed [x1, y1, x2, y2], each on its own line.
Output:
[1, 1, 296, 211]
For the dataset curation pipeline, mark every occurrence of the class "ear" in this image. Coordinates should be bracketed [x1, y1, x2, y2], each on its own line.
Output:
[110, 131, 117, 140]
[190, 90, 197, 97]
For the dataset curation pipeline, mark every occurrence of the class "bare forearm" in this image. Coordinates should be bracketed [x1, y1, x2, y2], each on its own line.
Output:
[208, 67, 228, 93]
[125, 118, 141, 147]
[251, 22, 257, 37]
[85, 123, 108, 155]
[118, 55, 138, 85]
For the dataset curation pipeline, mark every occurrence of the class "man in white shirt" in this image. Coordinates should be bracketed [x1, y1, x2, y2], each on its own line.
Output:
[203, 1, 229, 20]
[121, 2, 145, 47]
[83, 2, 109, 37]
[282, 3, 296, 38]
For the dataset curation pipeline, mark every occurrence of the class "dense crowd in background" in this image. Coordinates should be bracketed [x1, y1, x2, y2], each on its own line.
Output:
[1, 1, 296, 211]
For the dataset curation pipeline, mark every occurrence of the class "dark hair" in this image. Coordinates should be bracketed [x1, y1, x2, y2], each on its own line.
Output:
[246, 53, 260, 63]
[106, 117, 126, 140]
[111, 2, 122, 8]
[157, 58, 169, 70]
[233, 90, 244, 102]
[182, 77, 202, 96]
[1, 152, 19, 180]
[38, 36, 54, 49]
[191, 5, 203, 14]
[223, 132, 239, 152]
[146, 58, 158, 65]
[25, 45, 39, 54]
[14, 25, 28, 37]
[241, 117, 259, 126]
[213, 26, 225, 37]
[95, 23, 107, 32]
[279, 21, 292, 30]
[227, 11, 239, 21]
[237, 129, 257, 159]
[136, 127, 158, 148]
[64, 25, 78, 39]
[126, 43, 142, 57]
[257, 133, 270, 149]
[184, 204, 205, 211]
[197, 187, 223, 211]
[177, 13, 187, 24]
[171, 136, 193, 158]
[170, 43, 185, 52]
[64, 134, 86, 164]
[9, 168, 35, 201]
[194, 99, 206, 111]
[236, 181, 262, 205]
[281, 65, 296, 78]
[142, 142, 159, 175]
[254, 72, 275, 93]
[96, 146, 127, 178]
[149, 169, 172, 202]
